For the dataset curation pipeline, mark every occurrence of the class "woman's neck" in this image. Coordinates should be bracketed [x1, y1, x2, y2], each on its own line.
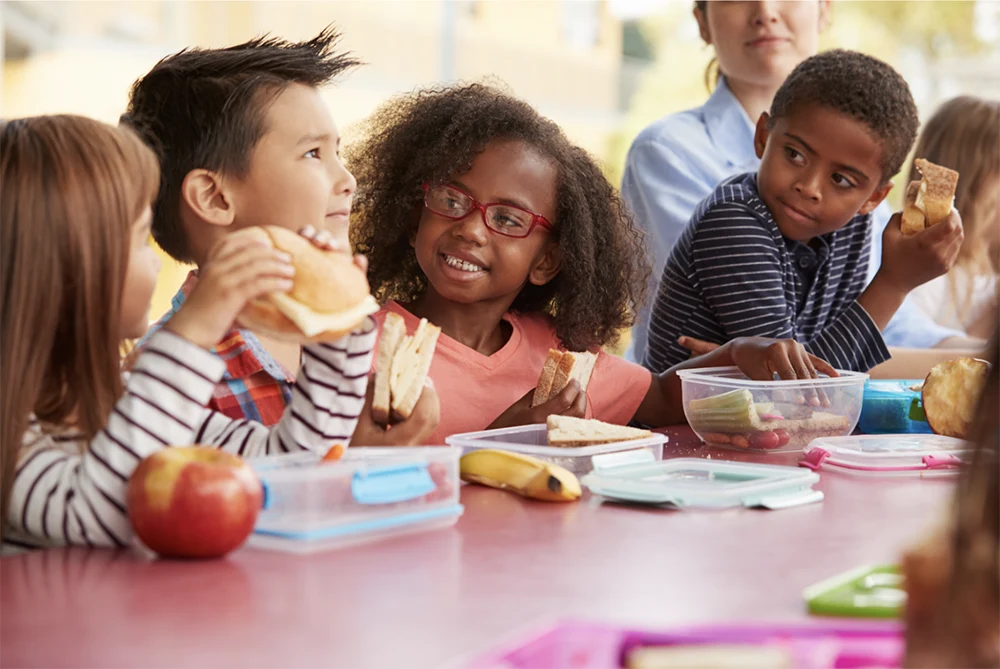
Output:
[405, 291, 513, 356]
[725, 76, 781, 126]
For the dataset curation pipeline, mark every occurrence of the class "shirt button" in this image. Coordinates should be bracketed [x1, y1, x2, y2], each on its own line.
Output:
[798, 256, 813, 269]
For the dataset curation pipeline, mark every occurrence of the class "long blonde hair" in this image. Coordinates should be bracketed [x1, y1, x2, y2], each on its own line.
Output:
[0, 116, 159, 536]
[908, 96, 1000, 321]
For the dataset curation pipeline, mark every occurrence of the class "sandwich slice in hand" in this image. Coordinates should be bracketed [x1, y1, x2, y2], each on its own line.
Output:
[372, 312, 441, 425]
[901, 158, 959, 236]
[531, 349, 598, 407]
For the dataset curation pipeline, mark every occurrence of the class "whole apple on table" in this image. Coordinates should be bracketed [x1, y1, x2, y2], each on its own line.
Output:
[127, 446, 263, 559]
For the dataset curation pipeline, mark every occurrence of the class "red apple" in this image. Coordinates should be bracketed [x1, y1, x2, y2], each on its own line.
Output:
[126, 446, 263, 559]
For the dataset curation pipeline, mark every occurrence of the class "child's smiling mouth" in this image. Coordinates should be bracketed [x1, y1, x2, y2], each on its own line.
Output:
[441, 252, 488, 275]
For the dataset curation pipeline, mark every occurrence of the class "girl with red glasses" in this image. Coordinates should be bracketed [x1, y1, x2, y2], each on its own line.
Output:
[347, 84, 834, 443]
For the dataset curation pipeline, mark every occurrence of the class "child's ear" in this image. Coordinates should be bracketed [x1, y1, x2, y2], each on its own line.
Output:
[528, 241, 561, 287]
[858, 181, 894, 216]
[693, 4, 711, 45]
[181, 169, 235, 227]
[754, 113, 771, 160]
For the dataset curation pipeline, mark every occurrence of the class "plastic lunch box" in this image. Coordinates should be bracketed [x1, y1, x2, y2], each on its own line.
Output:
[247, 447, 463, 553]
[677, 366, 867, 453]
[446, 424, 667, 476]
[581, 450, 823, 510]
[463, 619, 904, 669]
[857, 379, 933, 435]
[800, 434, 971, 477]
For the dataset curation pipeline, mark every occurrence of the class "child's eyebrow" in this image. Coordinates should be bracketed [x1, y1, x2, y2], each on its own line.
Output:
[785, 132, 870, 183]
[297, 132, 334, 146]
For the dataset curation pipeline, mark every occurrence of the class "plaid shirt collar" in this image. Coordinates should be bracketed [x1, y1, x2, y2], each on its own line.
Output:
[165, 272, 294, 383]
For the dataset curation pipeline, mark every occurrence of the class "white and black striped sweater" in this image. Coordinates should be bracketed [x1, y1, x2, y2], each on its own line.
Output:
[3, 321, 375, 554]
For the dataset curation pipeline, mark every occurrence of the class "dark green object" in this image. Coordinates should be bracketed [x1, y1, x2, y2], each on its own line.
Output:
[804, 564, 904, 618]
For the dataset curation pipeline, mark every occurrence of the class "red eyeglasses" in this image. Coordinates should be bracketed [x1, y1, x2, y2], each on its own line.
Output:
[421, 183, 554, 238]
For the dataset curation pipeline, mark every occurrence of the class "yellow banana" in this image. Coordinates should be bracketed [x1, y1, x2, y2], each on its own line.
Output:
[459, 449, 581, 502]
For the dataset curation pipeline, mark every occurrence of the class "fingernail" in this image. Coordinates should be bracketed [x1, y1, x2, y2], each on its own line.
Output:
[278, 251, 293, 262]
[301, 225, 316, 236]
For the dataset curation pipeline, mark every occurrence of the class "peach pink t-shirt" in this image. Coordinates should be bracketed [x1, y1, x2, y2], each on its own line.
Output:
[373, 301, 652, 445]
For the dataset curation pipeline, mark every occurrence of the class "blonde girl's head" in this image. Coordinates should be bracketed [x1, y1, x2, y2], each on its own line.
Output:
[1, 115, 159, 531]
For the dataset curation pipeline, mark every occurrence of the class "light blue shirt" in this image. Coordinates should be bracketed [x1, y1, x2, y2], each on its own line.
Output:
[621, 78, 963, 362]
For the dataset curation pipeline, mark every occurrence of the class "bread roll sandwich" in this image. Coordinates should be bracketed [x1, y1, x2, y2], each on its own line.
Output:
[531, 349, 597, 407]
[372, 312, 441, 425]
[901, 158, 959, 236]
[237, 226, 379, 342]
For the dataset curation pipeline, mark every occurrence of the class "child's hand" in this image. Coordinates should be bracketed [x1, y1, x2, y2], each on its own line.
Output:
[350, 376, 440, 446]
[298, 225, 367, 274]
[731, 337, 838, 407]
[487, 380, 587, 430]
[164, 232, 295, 350]
[879, 210, 964, 293]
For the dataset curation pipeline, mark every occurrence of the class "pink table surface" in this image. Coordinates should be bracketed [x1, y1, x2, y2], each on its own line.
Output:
[0, 427, 954, 669]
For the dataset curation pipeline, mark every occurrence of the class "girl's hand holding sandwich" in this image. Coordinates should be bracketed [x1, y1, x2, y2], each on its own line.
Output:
[350, 376, 440, 446]
[488, 379, 587, 430]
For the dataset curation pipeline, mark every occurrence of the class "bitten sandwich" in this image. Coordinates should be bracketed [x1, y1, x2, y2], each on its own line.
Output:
[901, 158, 960, 236]
[546, 415, 652, 448]
[237, 226, 380, 342]
[532, 349, 598, 407]
[372, 312, 441, 425]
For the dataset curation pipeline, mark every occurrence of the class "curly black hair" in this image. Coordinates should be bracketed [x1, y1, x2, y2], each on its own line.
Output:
[770, 49, 919, 182]
[122, 27, 360, 262]
[346, 83, 649, 352]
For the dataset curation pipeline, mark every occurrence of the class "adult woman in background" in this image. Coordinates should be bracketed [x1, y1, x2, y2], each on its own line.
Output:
[621, 0, 978, 372]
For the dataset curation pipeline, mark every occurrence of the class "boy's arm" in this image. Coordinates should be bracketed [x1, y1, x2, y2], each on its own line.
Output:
[192, 318, 377, 457]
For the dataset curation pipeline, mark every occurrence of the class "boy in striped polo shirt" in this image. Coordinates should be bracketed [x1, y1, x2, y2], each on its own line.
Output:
[643, 50, 964, 374]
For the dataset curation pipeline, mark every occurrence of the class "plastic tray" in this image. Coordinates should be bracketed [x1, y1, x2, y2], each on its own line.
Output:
[446, 424, 666, 475]
[678, 367, 866, 454]
[463, 619, 903, 669]
[248, 447, 463, 553]
[800, 434, 971, 477]
[805, 565, 904, 619]
[858, 380, 932, 435]
[582, 451, 822, 510]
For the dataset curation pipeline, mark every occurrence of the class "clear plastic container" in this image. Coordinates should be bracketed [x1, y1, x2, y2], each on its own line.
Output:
[858, 379, 933, 435]
[677, 366, 867, 453]
[582, 452, 822, 510]
[248, 447, 463, 553]
[801, 434, 971, 477]
[446, 424, 666, 476]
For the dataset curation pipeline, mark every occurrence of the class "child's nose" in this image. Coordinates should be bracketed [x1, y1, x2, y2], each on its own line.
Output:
[330, 160, 357, 195]
[793, 171, 822, 201]
[451, 209, 490, 245]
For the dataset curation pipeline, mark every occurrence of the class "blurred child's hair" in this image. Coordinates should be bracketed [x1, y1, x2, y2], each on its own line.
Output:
[907, 96, 1000, 321]
[346, 83, 650, 352]
[121, 27, 359, 263]
[770, 49, 919, 183]
[0, 116, 159, 538]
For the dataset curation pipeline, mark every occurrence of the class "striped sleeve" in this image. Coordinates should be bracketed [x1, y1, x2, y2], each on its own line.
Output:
[191, 316, 377, 457]
[690, 205, 795, 340]
[6, 329, 226, 548]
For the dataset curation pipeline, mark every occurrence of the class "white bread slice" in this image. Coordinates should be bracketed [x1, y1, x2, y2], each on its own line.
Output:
[372, 313, 406, 425]
[391, 320, 441, 419]
[531, 350, 598, 407]
[546, 415, 653, 448]
[531, 350, 563, 407]
[626, 644, 792, 669]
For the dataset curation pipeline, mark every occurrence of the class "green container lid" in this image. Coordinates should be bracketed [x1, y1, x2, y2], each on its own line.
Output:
[804, 564, 904, 618]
